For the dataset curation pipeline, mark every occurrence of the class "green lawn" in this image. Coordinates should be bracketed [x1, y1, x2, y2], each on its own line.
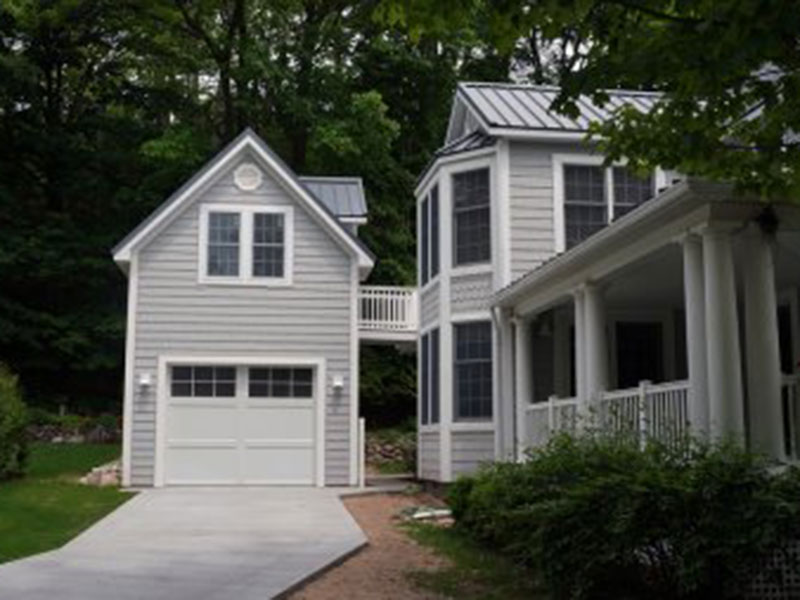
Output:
[0, 443, 134, 564]
[405, 522, 549, 600]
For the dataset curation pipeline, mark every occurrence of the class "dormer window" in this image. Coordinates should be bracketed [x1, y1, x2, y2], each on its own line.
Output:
[199, 204, 293, 286]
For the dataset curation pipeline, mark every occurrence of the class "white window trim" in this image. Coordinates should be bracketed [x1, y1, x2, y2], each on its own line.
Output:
[451, 159, 494, 273]
[198, 203, 294, 287]
[553, 154, 663, 253]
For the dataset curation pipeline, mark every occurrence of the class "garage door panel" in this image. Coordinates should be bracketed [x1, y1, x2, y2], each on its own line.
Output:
[166, 446, 239, 484]
[242, 447, 314, 484]
[241, 407, 315, 440]
[164, 363, 319, 486]
[167, 405, 238, 441]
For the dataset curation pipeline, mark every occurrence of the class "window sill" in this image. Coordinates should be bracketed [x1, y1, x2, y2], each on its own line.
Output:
[451, 263, 493, 278]
[450, 421, 494, 432]
[419, 424, 441, 433]
[197, 276, 293, 288]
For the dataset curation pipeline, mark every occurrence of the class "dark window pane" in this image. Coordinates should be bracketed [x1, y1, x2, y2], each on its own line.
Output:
[421, 196, 429, 284]
[613, 167, 653, 219]
[421, 334, 429, 425]
[431, 328, 440, 424]
[194, 382, 214, 397]
[294, 369, 312, 384]
[194, 366, 213, 380]
[172, 366, 192, 381]
[293, 382, 313, 398]
[454, 321, 493, 420]
[215, 382, 235, 397]
[252, 213, 285, 278]
[430, 186, 439, 278]
[215, 367, 235, 381]
[207, 212, 240, 276]
[249, 382, 270, 397]
[453, 169, 490, 266]
[250, 367, 269, 381]
[171, 382, 192, 397]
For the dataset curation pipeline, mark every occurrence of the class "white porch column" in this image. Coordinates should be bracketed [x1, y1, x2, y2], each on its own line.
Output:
[514, 317, 533, 460]
[702, 228, 745, 440]
[743, 226, 784, 460]
[573, 289, 587, 408]
[494, 309, 515, 461]
[584, 283, 609, 406]
[682, 234, 710, 436]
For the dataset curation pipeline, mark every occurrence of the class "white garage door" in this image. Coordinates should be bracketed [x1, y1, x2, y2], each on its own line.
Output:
[164, 364, 318, 485]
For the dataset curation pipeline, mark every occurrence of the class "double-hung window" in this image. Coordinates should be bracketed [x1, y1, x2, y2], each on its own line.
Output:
[453, 168, 490, 266]
[559, 159, 655, 250]
[454, 321, 493, 420]
[200, 205, 292, 285]
[419, 184, 439, 286]
[420, 328, 440, 425]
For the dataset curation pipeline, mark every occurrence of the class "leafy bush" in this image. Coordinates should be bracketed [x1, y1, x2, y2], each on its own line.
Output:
[448, 434, 800, 599]
[0, 364, 28, 480]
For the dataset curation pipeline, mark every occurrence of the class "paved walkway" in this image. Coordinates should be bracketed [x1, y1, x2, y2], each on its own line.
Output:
[0, 487, 367, 600]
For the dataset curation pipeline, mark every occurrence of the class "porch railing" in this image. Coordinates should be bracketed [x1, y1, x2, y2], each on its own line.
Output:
[524, 396, 580, 448]
[783, 374, 800, 459]
[358, 286, 418, 333]
[523, 380, 690, 451]
[598, 380, 690, 450]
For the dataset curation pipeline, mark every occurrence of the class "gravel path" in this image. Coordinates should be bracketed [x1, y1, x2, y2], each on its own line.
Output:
[289, 494, 448, 599]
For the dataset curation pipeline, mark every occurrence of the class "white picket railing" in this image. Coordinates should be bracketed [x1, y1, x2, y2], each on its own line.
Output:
[358, 286, 418, 333]
[523, 380, 690, 451]
[524, 396, 579, 448]
[783, 374, 800, 459]
[599, 380, 690, 450]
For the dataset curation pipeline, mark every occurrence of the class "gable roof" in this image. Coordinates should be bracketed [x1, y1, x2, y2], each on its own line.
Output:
[452, 81, 661, 138]
[299, 177, 367, 219]
[112, 128, 375, 277]
[415, 130, 497, 191]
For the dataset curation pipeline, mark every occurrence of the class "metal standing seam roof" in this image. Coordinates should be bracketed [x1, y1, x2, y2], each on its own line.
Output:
[458, 81, 661, 132]
[416, 130, 497, 188]
[298, 177, 368, 218]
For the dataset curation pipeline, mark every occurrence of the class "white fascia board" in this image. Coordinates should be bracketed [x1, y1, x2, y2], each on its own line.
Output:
[415, 146, 498, 197]
[490, 128, 594, 142]
[113, 133, 374, 274]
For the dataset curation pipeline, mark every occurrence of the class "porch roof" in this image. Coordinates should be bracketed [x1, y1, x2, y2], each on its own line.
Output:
[493, 178, 789, 315]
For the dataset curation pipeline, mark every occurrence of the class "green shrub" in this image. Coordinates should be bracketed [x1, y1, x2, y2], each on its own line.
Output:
[448, 434, 800, 599]
[0, 364, 28, 480]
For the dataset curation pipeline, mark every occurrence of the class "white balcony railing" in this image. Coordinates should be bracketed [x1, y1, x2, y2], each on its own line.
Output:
[358, 285, 418, 339]
[524, 396, 579, 449]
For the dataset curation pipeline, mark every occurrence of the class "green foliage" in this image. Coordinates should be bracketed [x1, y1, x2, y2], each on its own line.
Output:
[0, 364, 28, 480]
[405, 521, 548, 599]
[0, 442, 131, 563]
[449, 434, 800, 599]
[382, 0, 800, 198]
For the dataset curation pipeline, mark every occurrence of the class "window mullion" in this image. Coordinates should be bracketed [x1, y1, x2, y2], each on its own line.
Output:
[241, 210, 253, 282]
[606, 167, 615, 223]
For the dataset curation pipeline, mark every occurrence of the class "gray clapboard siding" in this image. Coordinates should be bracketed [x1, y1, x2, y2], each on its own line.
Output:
[508, 141, 571, 280]
[420, 280, 440, 329]
[418, 430, 441, 480]
[131, 154, 354, 486]
[450, 271, 493, 314]
[451, 430, 495, 476]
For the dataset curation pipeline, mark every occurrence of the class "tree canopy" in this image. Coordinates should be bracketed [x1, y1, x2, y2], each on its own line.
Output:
[383, 0, 800, 198]
[0, 0, 507, 415]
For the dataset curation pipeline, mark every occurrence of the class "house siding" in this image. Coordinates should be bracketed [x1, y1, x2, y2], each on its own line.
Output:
[450, 272, 493, 314]
[418, 430, 441, 480]
[130, 153, 354, 486]
[451, 430, 494, 476]
[420, 280, 440, 329]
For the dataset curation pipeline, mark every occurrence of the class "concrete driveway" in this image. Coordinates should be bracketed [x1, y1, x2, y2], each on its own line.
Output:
[0, 487, 366, 600]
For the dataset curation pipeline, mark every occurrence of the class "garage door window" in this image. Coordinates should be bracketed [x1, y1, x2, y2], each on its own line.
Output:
[171, 366, 236, 397]
[248, 367, 313, 398]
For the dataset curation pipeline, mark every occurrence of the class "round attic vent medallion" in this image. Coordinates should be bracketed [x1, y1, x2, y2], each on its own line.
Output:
[234, 163, 263, 191]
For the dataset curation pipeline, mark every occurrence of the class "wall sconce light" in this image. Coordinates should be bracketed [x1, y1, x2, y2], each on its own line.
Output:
[331, 375, 344, 392]
[138, 372, 153, 392]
